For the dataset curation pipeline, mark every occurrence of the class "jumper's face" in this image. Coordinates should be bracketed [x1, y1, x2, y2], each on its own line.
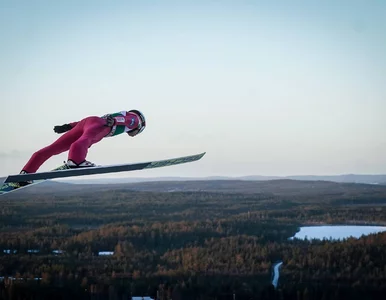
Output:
[128, 113, 146, 137]
[128, 128, 140, 137]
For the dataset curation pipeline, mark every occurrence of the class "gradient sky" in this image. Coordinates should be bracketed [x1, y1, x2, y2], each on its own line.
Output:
[1, 0, 385, 179]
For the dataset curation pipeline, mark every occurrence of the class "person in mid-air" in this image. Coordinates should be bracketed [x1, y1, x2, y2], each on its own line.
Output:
[19, 110, 146, 180]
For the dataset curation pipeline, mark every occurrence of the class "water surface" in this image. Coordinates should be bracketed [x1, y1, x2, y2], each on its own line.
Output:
[291, 225, 386, 240]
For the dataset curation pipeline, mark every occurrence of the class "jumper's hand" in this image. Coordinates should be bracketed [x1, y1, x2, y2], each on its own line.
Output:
[53, 124, 72, 134]
[102, 115, 115, 127]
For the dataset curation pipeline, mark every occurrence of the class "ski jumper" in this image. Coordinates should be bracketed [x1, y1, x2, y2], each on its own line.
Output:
[22, 111, 141, 173]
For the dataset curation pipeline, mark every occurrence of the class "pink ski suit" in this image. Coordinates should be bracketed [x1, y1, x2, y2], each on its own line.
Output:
[22, 111, 143, 173]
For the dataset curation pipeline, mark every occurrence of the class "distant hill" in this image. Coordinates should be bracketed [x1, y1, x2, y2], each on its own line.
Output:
[55, 174, 386, 185]
[2, 174, 386, 198]
[279, 174, 386, 185]
[4, 178, 386, 201]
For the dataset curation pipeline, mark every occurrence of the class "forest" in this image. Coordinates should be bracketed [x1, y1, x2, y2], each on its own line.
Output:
[0, 179, 386, 300]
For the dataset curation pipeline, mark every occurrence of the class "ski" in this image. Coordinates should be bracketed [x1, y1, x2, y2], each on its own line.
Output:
[2, 152, 206, 184]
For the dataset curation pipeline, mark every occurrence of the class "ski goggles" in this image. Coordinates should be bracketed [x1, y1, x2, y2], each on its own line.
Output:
[130, 123, 144, 136]
[130, 111, 146, 135]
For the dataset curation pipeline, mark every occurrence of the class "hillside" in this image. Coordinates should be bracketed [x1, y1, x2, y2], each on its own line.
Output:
[2, 179, 386, 206]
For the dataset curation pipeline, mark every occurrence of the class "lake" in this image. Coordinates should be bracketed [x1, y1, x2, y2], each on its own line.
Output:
[273, 225, 386, 288]
[290, 225, 386, 240]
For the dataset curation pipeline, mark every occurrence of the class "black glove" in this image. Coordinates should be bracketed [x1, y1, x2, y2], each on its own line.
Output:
[102, 114, 115, 127]
[53, 124, 72, 134]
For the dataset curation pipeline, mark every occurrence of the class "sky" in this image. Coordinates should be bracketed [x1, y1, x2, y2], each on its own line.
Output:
[1, 0, 385, 179]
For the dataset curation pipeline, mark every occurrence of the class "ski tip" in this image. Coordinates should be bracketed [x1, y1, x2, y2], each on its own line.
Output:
[192, 152, 206, 160]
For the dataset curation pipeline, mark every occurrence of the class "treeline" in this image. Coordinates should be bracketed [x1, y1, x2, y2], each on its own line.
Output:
[2, 189, 386, 229]
[0, 219, 298, 252]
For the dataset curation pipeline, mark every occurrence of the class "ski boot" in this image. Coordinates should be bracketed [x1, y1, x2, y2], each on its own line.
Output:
[65, 160, 97, 168]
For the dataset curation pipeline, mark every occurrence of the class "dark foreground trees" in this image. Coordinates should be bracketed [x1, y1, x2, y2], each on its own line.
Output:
[1, 180, 386, 299]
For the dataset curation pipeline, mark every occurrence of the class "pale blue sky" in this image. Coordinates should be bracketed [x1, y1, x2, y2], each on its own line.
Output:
[1, 0, 385, 178]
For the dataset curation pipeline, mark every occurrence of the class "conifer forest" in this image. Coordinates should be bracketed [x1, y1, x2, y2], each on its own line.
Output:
[1, 179, 386, 300]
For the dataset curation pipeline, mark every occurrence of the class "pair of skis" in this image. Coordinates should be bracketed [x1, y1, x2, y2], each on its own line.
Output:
[0, 152, 206, 195]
